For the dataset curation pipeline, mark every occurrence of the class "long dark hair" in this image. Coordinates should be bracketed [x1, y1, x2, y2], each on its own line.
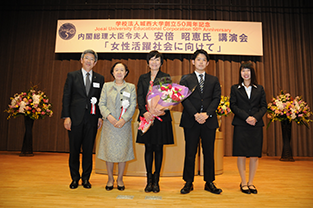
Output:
[238, 62, 258, 86]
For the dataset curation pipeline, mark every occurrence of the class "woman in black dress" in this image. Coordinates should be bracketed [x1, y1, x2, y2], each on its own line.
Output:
[136, 50, 174, 193]
[230, 62, 267, 194]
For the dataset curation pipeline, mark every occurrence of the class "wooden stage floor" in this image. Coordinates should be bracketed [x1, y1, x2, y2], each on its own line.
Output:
[0, 151, 312, 208]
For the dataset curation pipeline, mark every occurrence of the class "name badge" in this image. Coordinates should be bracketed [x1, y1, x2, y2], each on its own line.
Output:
[93, 82, 100, 88]
[123, 91, 130, 98]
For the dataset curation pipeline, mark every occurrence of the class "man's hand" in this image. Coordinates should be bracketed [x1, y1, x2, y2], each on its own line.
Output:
[194, 112, 209, 124]
[64, 117, 72, 131]
[98, 118, 103, 129]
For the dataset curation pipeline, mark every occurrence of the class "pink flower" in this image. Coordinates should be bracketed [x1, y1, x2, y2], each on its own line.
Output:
[171, 94, 180, 102]
[168, 84, 172, 89]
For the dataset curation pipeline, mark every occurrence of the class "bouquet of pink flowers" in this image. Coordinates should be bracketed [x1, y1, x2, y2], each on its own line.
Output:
[138, 77, 192, 133]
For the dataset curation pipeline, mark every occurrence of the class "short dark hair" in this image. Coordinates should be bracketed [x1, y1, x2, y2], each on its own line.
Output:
[238, 62, 258, 86]
[146, 50, 164, 65]
[110, 62, 129, 78]
[192, 49, 210, 61]
[81, 49, 98, 62]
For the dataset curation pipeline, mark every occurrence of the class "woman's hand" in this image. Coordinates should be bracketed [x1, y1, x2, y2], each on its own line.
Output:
[107, 114, 118, 126]
[246, 116, 257, 126]
[143, 111, 155, 122]
[114, 118, 126, 128]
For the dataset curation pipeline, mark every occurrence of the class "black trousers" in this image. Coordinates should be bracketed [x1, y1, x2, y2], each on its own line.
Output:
[68, 110, 98, 181]
[182, 123, 216, 183]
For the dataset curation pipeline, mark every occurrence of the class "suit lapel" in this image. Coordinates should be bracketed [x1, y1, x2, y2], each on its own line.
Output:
[144, 71, 151, 92]
[77, 70, 87, 96]
[191, 72, 201, 93]
[238, 86, 250, 100]
[249, 85, 258, 102]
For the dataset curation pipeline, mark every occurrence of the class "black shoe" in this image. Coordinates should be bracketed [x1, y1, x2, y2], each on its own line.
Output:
[204, 182, 222, 194]
[144, 173, 154, 193]
[248, 184, 258, 194]
[69, 180, 79, 189]
[117, 185, 125, 191]
[82, 180, 91, 189]
[105, 185, 113, 190]
[180, 182, 193, 194]
[240, 183, 251, 194]
[152, 173, 160, 193]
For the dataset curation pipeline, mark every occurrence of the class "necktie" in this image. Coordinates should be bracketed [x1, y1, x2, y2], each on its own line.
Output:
[86, 72, 90, 95]
[199, 74, 204, 93]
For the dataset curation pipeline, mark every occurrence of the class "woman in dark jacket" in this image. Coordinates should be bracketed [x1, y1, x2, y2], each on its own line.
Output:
[230, 62, 267, 194]
[136, 50, 174, 193]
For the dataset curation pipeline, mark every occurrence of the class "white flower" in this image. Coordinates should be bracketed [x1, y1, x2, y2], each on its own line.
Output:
[11, 97, 19, 106]
[18, 101, 26, 113]
[32, 94, 41, 105]
[121, 100, 130, 109]
[294, 100, 300, 111]
[276, 100, 284, 110]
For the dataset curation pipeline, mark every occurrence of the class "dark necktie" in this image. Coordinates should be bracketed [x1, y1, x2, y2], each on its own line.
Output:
[86, 72, 90, 95]
[199, 74, 204, 112]
[199, 74, 204, 93]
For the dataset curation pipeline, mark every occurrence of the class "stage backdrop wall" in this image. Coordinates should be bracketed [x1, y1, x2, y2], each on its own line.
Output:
[0, 0, 312, 156]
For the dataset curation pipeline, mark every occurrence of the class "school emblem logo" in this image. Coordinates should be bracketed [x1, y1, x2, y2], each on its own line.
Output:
[58, 23, 76, 40]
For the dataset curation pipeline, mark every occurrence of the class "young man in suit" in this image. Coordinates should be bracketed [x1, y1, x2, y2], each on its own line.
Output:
[179, 49, 222, 194]
[61, 49, 105, 189]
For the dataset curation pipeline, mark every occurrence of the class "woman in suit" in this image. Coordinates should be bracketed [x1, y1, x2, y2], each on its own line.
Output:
[98, 62, 136, 191]
[136, 50, 174, 193]
[230, 62, 267, 194]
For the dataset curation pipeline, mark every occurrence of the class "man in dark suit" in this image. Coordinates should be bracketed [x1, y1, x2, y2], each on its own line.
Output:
[179, 49, 222, 194]
[61, 49, 105, 189]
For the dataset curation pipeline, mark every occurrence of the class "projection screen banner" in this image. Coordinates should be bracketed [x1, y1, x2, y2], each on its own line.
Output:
[55, 19, 263, 56]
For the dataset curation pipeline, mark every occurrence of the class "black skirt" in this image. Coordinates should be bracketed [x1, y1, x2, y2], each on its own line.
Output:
[136, 117, 174, 145]
[232, 125, 263, 157]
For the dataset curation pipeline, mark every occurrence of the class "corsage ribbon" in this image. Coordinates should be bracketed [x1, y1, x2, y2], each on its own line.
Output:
[90, 97, 97, 115]
[119, 100, 130, 119]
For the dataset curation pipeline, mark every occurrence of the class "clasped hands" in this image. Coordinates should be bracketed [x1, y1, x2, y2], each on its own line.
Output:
[194, 112, 209, 124]
[107, 114, 126, 128]
[246, 116, 257, 126]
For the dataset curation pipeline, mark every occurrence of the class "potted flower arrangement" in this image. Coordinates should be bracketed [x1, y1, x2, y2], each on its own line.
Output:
[267, 90, 312, 161]
[216, 95, 232, 131]
[5, 85, 53, 156]
[216, 95, 232, 117]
